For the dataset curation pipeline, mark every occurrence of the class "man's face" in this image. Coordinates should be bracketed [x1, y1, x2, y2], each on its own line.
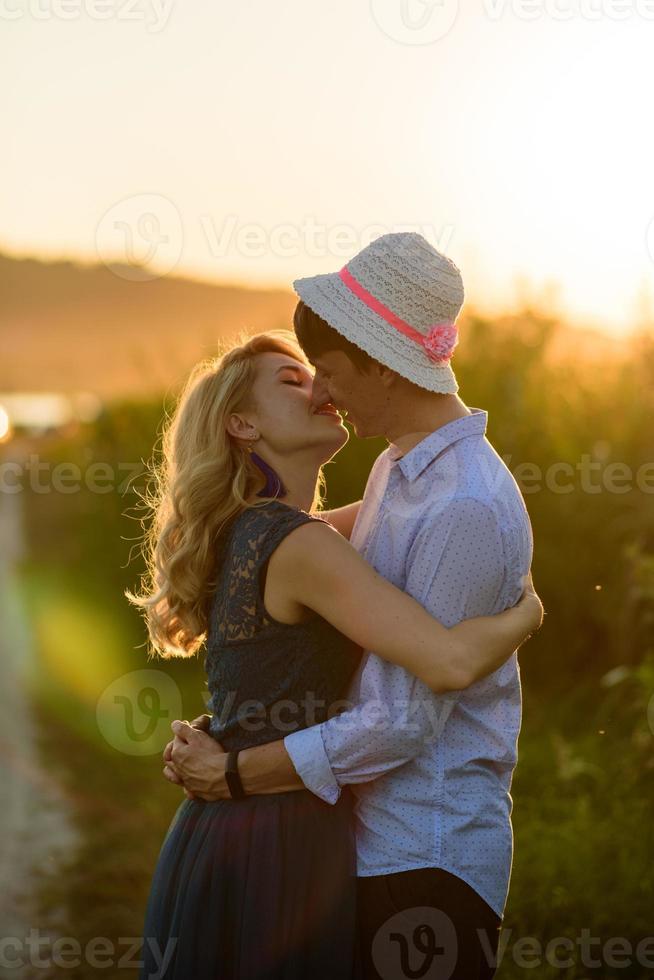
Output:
[308, 350, 387, 439]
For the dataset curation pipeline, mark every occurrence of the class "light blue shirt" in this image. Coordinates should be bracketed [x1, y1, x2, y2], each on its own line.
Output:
[284, 409, 533, 918]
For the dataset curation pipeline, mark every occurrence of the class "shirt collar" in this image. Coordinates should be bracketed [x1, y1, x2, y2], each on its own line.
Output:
[388, 408, 488, 483]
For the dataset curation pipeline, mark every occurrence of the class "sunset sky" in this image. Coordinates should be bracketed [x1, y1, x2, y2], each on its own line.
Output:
[3, 0, 654, 334]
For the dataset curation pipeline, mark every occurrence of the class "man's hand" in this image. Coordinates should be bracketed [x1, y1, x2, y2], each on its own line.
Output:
[163, 715, 223, 800]
[162, 717, 308, 800]
[163, 720, 231, 801]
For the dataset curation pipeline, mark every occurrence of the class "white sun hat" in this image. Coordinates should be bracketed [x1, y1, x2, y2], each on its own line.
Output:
[292, 232, 465, 394]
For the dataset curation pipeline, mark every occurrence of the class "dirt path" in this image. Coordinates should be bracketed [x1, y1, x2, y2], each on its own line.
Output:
[0, 442, 78, 977]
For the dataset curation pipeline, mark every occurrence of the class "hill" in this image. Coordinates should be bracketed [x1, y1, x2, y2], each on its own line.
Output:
[1, 251, 631, 401]
[0, 253, 297, 398]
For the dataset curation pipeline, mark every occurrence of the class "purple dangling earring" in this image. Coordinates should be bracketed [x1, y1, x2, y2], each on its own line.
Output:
[250, 450, 287, 499]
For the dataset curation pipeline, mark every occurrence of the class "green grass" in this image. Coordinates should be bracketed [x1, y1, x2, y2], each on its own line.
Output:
[12, 312, 654, 976]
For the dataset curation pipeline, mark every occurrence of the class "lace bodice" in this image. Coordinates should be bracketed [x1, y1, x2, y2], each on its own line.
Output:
[203, 500, 362, 752]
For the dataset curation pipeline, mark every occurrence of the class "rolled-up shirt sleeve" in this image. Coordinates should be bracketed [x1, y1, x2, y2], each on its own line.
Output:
[284, 497, 507, 803]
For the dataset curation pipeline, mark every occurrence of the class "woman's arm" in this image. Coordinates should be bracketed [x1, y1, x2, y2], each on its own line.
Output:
[268, 521, 543, 693]
[314, 501, 362, 539]
[450, 569, 542, 680]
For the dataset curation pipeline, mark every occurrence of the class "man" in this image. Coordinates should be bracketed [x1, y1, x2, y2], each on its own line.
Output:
[165, 232, 535, 979]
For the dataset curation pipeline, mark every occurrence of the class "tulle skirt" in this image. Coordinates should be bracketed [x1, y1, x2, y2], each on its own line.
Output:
[139, 788, 359, 980]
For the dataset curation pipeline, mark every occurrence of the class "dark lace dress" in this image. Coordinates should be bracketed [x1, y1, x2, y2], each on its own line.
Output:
[139, 501, 363, 980]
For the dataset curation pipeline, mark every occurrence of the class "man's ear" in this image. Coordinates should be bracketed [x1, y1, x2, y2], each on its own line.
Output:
[375, 363, 399, 389]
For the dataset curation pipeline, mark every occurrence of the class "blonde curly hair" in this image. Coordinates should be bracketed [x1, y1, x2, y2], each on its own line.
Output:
[126, 330, 319, 659]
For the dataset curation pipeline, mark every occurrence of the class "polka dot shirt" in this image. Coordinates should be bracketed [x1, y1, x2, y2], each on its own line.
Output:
[284, 409, 534, 919]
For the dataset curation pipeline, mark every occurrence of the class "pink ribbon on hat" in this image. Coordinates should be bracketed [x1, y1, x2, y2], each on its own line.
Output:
[338, 265, 458, 363]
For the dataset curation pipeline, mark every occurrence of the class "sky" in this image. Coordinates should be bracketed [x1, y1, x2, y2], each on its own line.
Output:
[3, 0, 654, 334]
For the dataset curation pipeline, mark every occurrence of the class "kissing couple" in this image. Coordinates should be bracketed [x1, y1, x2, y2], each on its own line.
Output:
[129, 232, 543, 980]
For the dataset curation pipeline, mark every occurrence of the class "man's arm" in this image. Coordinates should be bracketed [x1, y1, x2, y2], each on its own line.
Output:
[166, 498, 507, 801]
[164, 722, 301, 799]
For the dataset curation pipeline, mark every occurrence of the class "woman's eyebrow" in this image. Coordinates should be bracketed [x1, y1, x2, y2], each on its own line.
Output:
[275, 363, 305, 375]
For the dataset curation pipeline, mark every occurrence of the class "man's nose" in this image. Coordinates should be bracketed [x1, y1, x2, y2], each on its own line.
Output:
[310, 376, 331, 410]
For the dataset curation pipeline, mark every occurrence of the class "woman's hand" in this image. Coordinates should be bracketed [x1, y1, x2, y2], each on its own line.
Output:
[516, 569, 545, 642]
[189, 713, 212, 733]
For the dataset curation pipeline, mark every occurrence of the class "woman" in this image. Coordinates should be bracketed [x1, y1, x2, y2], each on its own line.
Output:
[127, 330, 542, 980]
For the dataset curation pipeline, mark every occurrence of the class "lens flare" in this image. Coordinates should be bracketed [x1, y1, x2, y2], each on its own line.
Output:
[0, 404, 11, 442]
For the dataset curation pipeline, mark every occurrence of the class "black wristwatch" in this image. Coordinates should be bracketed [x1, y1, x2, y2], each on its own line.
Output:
[225, 750, 246, 800]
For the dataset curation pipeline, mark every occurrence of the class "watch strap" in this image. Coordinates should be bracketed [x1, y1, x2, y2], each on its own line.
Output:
[225, 749, 246, 800]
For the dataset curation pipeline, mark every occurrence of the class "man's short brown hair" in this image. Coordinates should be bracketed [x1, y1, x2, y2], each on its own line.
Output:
[293, 300, 381, 373]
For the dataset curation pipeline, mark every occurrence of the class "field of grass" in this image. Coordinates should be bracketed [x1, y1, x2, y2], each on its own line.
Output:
[12, 309, 654, 977]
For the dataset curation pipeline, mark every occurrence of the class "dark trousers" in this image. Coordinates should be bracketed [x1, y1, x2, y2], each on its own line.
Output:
[356, 867, 502, 980]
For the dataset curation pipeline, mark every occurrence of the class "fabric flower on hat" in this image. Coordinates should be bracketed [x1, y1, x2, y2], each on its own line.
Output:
[422, 323, 459, 363]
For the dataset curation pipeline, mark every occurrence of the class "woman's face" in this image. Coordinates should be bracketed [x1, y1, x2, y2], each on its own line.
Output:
[237, 351, 349, 461]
